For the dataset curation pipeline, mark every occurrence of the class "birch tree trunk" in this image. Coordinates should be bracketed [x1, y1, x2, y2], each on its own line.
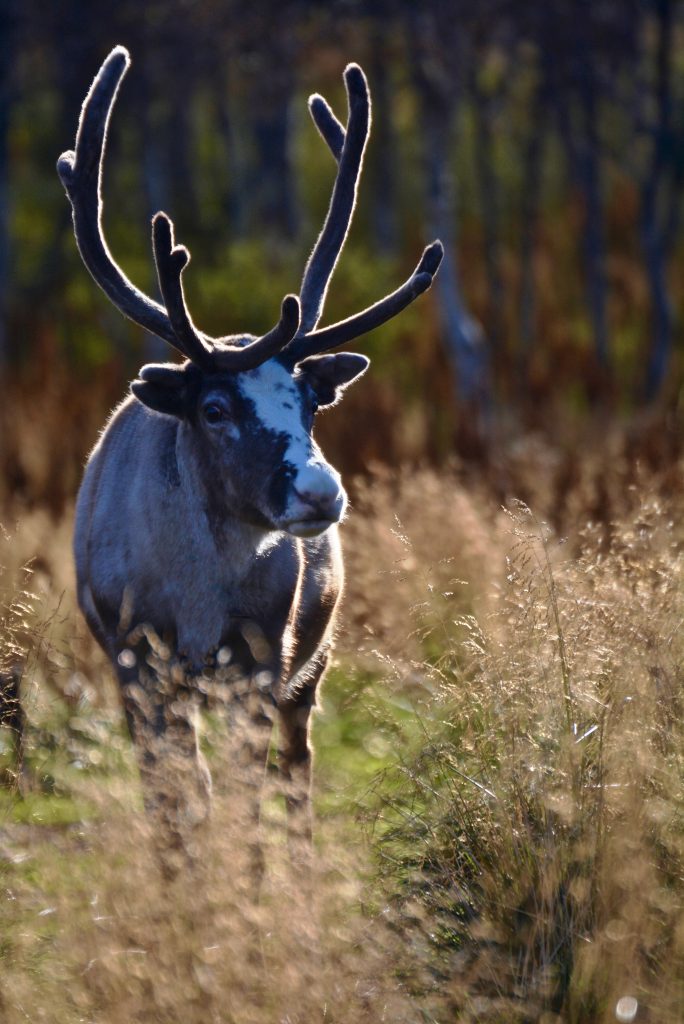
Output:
[471, 72, 505, 356]
[409, 9, 491, 439]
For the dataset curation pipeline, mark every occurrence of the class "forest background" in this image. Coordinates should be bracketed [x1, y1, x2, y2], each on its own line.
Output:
[2, 0, 684, 508]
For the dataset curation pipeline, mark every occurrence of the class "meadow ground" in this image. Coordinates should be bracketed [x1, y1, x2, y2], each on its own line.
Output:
[1, 459, 683, 1023]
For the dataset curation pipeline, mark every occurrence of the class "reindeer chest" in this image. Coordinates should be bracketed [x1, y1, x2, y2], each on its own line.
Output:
[147, 527, 301, 670]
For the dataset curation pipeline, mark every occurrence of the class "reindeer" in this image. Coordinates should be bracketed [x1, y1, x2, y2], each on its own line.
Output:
[57, 46, 442, 861]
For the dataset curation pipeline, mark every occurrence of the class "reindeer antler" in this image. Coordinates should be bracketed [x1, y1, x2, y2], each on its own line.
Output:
[151, 213, 300, 371]
[58, 48, 441, 374]
[297, 64, 371, 336]
[281, 64, 443, 366]
[287, 242, 443, 361]
[150, 213, 214, 368]
[57, 48, 178, 346]
[57, 47, 298, 369]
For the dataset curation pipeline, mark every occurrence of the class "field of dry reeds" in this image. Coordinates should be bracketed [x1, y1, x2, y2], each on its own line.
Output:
[1, 425, 683, 1023]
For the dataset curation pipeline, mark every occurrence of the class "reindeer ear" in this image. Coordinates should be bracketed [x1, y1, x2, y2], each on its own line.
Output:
[297, 353, 370, 407]
[131, 362, 188, 417]
[138, 362, 188, 387]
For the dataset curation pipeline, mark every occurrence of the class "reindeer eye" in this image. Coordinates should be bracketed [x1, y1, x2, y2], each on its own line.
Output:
[203, 403, 225, 424]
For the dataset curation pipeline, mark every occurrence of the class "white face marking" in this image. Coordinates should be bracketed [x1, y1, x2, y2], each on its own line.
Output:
[237, 361, 311, 473]
[236, 360, 344, 532]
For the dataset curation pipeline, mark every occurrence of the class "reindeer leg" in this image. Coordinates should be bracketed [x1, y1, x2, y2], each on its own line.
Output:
[227, 681, 276, 898]
[278, 680, 318, 865]
[119, 648, 212, 878]
[277, 676, 322, 968]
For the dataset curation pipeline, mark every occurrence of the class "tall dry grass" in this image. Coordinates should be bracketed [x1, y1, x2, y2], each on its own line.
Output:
[340, 472, 684, 1022]
[0, 742, 410, 1024]
[1, 460, 683, 1022]
[0, 509, 414, 1024]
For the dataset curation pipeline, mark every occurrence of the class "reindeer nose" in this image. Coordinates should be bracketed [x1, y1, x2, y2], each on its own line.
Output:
[294, 466, 344, 517]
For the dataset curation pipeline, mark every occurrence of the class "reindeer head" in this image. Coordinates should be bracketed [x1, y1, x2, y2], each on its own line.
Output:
[57, 47, 443, 538]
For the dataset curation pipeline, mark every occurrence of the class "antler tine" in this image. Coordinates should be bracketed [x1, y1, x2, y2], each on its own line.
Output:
[151, 213, 215, 368]
[298, 64, 371, 336]
[153, 211, 300, 373]
[309, 94, 345, 161]
[57, 47, 181, 348]
[285, 241, 444, 362]
[286, 64, 444, 364]
[213, 295, 301, 372]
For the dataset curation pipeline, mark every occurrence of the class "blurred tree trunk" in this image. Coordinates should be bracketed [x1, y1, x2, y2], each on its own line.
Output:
[554, 48, 610, 379]
[543, 4, 611, 387]
[638, 0, 681, 401]
[249, 59, 298, 238]
[214, 59, 250, 240]
[138, 24, 199, 232]
[367, 17, 398, 255]
[518, 83, 546, 376]
[422, 99, 490, 418]
[576, 38, 610, 374]
[139, 52, 172, 225]
[409, 8, 491, 440]
[15, 0, 99, 345]
[137, 9, 200, 240]
[164, 29, 200, 234]
[0, 0, 16, 368]
[471, 69, 505, 356]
